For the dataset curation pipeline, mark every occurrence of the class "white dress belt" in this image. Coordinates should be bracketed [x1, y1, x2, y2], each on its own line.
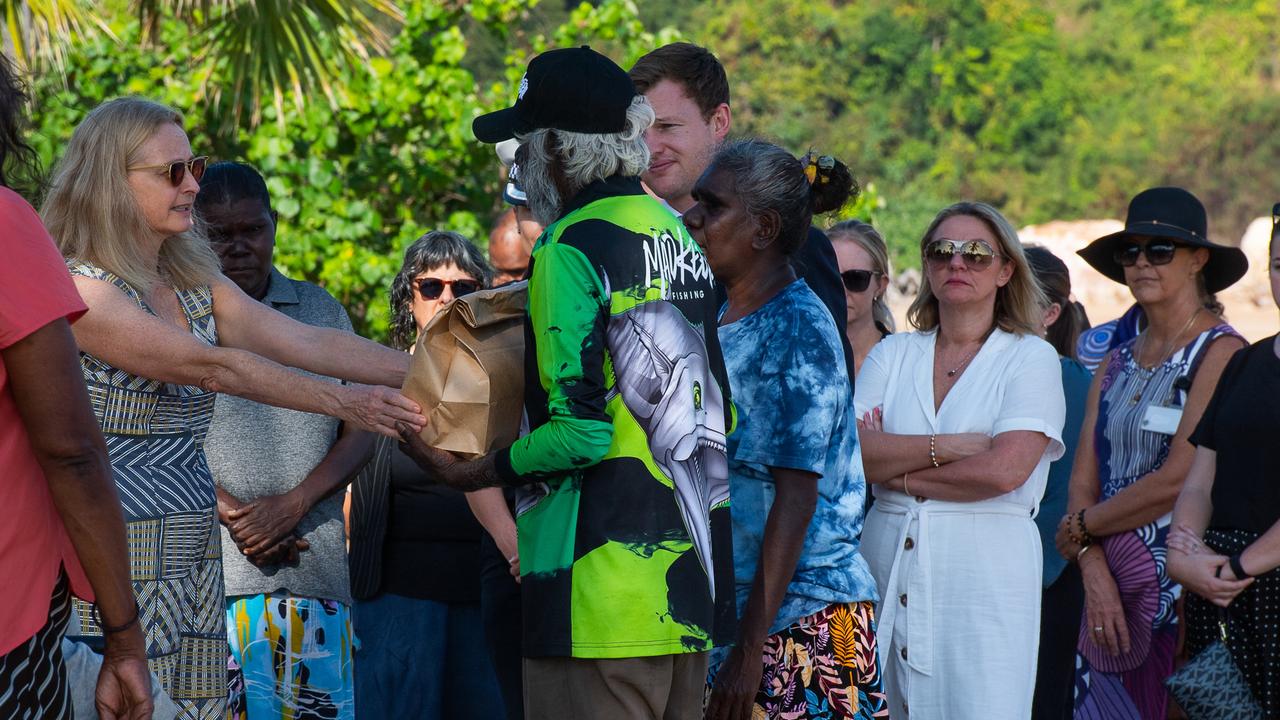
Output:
[871, 492, 1034, 676]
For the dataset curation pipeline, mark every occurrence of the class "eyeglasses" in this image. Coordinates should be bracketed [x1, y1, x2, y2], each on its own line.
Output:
[416, 277, 481, 300]
[127, 156, 208, 187]
[923, 238, 1001, 270]
[841, 269, 882, 293]
[1112, 239, 1183, 267]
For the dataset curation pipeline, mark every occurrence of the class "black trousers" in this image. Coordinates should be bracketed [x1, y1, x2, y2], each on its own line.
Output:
[480, 532, 525, 720]
[1032, 562, 1085, 720]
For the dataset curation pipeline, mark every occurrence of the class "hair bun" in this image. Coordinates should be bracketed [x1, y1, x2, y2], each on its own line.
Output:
[801, 150, 858, 215]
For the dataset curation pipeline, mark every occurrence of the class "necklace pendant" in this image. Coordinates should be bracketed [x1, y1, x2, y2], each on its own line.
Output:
[947, 369, 957, 377]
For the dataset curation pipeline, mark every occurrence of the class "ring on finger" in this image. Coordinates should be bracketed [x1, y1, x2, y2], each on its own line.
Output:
[1093, 626, 1104, 633]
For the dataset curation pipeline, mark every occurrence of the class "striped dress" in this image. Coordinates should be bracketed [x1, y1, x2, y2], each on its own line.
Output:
[65, 262, 227, 719]
[1073, 324, 1240, 720]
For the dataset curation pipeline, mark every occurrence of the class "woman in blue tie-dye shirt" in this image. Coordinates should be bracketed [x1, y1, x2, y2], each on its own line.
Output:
[682, 140, 888, 720]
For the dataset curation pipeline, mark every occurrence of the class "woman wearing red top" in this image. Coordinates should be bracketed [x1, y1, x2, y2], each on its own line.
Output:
[0, 54, 151, 719]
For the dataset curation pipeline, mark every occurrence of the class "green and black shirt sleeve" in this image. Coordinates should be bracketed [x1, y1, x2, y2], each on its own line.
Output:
[494, 238, 613, 484]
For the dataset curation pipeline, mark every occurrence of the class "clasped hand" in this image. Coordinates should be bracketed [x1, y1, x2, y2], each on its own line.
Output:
[1167, 525, 1253, 608]
[218, 491, 310, 567]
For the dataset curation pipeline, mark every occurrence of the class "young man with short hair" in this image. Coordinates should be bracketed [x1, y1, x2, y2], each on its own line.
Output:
[631, 43, 858, 390]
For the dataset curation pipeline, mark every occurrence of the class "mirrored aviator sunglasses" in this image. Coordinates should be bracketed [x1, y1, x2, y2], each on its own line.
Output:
[841, 269, 880, 293]
[127, 155, 208, 187]
[924, 238, 999, 270]
[417, 277, 481, 299]
[1112, 239, 1179, 267]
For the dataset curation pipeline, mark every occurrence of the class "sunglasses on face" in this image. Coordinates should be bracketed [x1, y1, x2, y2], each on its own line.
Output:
[416, 277, 481, 300]
[841, 269, 882, 293]
[127, 156, 208, 187]
[923, 238, 1001, 270]
[1112, 239, 1182, 267]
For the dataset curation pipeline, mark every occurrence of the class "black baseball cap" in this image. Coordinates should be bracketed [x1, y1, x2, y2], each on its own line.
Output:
[472, 46, 636, 144]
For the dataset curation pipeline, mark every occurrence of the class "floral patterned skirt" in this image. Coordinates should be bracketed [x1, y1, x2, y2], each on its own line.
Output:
[225, 593, 354, 720]
[708, 601, 889, 719]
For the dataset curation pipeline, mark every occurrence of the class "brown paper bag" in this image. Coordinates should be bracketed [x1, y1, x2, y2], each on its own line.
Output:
[401, 281, 526, 459]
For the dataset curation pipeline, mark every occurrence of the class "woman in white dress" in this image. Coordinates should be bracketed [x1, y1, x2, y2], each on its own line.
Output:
[854, 201, 1066, 719]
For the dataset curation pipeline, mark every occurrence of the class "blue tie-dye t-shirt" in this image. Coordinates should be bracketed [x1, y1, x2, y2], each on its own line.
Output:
[718, 279, 879, 634]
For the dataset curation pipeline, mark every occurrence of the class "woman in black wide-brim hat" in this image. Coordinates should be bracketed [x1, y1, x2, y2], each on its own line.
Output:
[1054, 186, 1249, 718]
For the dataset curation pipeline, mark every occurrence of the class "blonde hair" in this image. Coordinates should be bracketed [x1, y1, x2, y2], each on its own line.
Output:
[41, 97, 221, 292]
[906, 202, 1046, 336]
[829, 219, 895, 332]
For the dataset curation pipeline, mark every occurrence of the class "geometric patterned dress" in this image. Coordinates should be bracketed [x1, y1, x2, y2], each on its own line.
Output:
[1073, 324, 1241, 720]
[65, 261, 227, 719]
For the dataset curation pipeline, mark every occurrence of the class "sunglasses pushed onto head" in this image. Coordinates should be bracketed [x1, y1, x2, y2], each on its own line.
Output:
[128, 156, 208, 187]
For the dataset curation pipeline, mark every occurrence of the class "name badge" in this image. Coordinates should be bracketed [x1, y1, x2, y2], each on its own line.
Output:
[1141, 405, 1183, 436]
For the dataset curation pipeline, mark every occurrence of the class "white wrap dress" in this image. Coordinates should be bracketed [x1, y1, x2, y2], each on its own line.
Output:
[854, 329, 1065, 719]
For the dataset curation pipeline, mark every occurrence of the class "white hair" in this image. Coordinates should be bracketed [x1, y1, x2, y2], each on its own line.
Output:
[518, 96, 654, 225]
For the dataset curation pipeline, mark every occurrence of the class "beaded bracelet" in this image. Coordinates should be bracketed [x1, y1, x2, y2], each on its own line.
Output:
[929, 434, 940, 468]
[1064, 520, 1083, 547]
[1075, 509, 1094, 546]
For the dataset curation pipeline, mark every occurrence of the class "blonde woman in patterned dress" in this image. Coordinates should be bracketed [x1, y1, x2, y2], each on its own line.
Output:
[40, 97, 425, 717]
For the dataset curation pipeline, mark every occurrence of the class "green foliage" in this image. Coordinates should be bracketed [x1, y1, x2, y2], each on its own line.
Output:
[23, 0, 1280, 337]
[7, 0, 402, 127]
[27, 0, 667, 341]
[681, 0, 1276, 267]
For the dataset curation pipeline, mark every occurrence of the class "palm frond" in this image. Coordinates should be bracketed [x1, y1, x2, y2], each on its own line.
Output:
[170, 0, 404, 127]
[1, 0, 113, 71]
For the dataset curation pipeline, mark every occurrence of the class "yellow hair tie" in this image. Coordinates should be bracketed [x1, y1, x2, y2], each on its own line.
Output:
[803, 160, 818, 185]
[802, 151, 834, 185]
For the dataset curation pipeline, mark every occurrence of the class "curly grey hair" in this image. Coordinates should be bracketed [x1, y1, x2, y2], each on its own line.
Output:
[518, 95, 655, 225]
[389, 230, 493, 350]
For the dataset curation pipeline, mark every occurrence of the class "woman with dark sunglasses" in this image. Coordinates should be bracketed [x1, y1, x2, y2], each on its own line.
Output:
[347, 231, 507, 720]
[830, 220, 894, 375]
[1057, 187, 1247, 718]
[1168, 208, 1280, 716]
[38, 97, 426, 717]
[854, 202, 1066, 718]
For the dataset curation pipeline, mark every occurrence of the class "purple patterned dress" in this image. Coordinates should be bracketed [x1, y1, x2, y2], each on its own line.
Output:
[1073, 324, 1240, 719]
